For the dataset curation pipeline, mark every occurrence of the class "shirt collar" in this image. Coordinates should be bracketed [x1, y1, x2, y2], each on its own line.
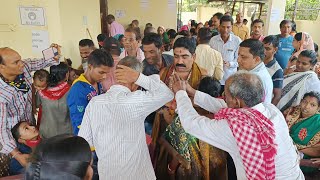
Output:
[251, 34, 264, 41]
[109, 84, 131, 93]
[252, 103, 265, 112]
[0, 77, 9, 88]
[218, 34, 233, 42]
[72, 74, 91, 85]
[250, 62, 265, 73]
[265, 59, 276, 68]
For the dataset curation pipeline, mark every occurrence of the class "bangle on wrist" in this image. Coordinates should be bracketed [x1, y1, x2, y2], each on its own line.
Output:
[12, 151, 22, 159]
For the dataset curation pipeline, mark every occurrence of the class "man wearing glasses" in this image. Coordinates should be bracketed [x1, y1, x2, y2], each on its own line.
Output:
[119, 27, 145, 62]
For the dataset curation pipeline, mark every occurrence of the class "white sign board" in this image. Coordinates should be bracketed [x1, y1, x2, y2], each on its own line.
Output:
[270, 8, 281, 23]
[32, 30, 49, 53]
[19, 7, 46, 26]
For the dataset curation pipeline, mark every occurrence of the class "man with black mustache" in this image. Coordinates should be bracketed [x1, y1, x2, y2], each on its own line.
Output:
[151, 37, 210, 179]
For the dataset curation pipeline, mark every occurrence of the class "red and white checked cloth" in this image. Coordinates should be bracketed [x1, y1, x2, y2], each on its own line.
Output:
[214, 108, 277, 180]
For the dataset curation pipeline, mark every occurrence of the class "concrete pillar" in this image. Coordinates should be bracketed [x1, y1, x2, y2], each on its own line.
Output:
[265, 0, 287, 35]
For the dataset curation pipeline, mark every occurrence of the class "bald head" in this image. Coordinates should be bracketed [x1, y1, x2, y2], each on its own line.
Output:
[0, 47, 24, 79]
[0, 47, 21, 65]
[226, 71, 264, 107]
[236, 12, 244, 23]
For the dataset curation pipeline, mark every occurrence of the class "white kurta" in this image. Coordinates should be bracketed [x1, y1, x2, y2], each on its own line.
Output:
[79, 74, 174, 180]
[176, 90, 304, 180]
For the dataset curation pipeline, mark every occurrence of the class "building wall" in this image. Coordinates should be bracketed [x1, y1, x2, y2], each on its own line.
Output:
[108, 0, 177, 31]
[0, 0, 101, 68]
[296, 20, 320, 45]
[58, 0, 101, 68]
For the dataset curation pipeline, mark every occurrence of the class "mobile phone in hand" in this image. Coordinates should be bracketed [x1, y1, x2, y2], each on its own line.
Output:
[42, 47, 59, 60]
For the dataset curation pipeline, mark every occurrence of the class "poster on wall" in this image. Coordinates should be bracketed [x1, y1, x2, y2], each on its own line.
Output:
[270, 8, 281, 23]
[140, 0, 149, 9]
[19, 7, 46, 26]
[32, 30, 49, 53]
[115, 10, 126, 18]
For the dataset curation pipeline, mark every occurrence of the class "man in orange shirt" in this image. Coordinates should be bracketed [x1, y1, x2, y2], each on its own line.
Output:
[232, 12, 249, 41]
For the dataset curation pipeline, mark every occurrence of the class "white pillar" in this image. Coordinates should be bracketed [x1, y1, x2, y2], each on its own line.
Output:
[265, 0, 287, 35]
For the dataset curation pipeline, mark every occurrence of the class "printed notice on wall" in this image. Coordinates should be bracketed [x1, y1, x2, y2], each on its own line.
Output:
[32, 30, 49, 53]
[140, 0, 149, 9]
[168, 0, 176, 10]
[19, 7, 46, 26]
[270, 8, 281, 23]
[115, 10, 126, 18]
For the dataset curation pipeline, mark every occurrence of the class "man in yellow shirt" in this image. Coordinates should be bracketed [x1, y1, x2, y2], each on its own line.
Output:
[232, 12, 249, 41]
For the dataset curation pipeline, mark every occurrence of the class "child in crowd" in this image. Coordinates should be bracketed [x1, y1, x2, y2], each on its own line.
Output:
[32, 69, 49, 129]
[196, 76, 222, 118]
[198, 76, 221, 98]
[68, 68, 80, 85]
[9, 121, 41, 175]
[64, 58, 81, 85]
[33, 69, 49, 91]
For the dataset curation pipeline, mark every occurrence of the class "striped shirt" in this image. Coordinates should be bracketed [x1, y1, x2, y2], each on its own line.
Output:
[265, 59, 284, 89]
[209, 34, 242, 85]
[78, 74, 173, 179]
[0, 58, 58, 154]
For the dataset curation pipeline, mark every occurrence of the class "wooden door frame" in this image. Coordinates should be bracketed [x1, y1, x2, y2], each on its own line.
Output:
[100, 0, 109, 35]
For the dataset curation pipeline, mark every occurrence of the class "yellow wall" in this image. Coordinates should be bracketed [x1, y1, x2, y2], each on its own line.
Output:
[58, 0, 101, 68]
[0, 0, 101, 68]
[108, 0, 177, 31]
[197, 6, 220, 23]
[296, 20, 320, 45]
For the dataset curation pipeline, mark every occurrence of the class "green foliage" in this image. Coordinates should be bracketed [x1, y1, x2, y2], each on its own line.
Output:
[182, 0, 208, 12]
[285, 0, 319, 20]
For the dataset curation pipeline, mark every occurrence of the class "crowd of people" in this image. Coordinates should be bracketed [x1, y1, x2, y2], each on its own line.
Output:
[0, 11, 320, 180]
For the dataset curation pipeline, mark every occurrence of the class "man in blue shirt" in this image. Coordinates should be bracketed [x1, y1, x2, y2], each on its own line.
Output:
[274, 20, 295, 69]
[67, 49, 113, 135]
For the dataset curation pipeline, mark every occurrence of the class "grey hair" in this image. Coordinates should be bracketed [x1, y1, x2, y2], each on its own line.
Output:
[228, 70, 264, 107]
[118, 56, 143, 73]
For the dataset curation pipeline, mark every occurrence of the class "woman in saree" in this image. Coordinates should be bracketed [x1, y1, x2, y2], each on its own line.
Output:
[285, 32, 314, 75]
[284, 91, 320, 178]
[277, 50, 320, 112]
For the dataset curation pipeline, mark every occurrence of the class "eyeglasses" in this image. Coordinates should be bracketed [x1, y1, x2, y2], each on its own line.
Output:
[123, 37, 136, 43]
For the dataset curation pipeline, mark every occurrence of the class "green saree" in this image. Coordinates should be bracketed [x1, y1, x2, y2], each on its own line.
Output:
[287, 106, 320, 173]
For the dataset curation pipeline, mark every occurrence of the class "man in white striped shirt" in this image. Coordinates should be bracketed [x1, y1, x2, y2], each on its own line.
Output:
[78, 56, 174, 180]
